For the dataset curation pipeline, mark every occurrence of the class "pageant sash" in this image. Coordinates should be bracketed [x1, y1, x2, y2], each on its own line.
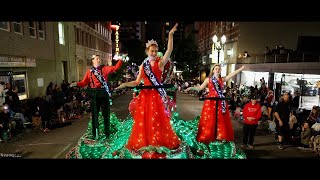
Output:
[90, 66, 111, 97]
[142, 58, 170, 114]
[211, 76, 226, 113]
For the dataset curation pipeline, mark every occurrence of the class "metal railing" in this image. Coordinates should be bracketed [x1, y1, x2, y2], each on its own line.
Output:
[236, 53, 320, 64]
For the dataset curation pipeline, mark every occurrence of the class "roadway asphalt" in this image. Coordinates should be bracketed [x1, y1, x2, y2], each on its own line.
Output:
[0, 91, 318, 159]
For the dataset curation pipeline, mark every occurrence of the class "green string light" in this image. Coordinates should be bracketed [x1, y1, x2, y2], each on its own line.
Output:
[66, 98, 246, 159]
[171, 112, 246, 159]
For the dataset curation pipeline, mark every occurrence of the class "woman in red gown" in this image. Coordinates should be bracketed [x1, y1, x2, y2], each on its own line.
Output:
[115, 23, 181, 158]
[186, 64, 245, 144]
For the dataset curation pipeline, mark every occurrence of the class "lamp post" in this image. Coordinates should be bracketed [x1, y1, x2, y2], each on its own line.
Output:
[212, 34, 226, 64]
[281, 73, 285, 93]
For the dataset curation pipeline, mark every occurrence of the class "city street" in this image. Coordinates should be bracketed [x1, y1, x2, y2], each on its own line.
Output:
[0, 91, 318, 159]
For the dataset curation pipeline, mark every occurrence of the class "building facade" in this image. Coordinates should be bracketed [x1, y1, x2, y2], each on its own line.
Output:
[196, 22, 320, 84]
[196, 21, 239, 83]
[0, 21, 113, 100]
[0, 21, 76, 99]
[74, 21, 113, 81]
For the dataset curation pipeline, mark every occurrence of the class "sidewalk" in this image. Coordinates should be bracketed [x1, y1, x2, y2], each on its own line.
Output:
[232, 117, 319, 159]
[1, 91, 128, 144]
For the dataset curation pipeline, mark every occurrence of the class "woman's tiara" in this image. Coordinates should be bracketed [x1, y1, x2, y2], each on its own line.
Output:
[146, 39, 158, 48]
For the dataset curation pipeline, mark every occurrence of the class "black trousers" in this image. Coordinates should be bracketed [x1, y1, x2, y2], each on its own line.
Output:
[90, 89, 110, 138]
[243, 124, 258, 146]
[0, 127, 4, 139]
[41, 114, 51, 129]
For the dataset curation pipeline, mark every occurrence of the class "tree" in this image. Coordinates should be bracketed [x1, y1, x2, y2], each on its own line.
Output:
[172, 36, 200, 80]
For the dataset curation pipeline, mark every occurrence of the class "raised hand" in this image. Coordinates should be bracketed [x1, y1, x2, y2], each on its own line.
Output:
[169, 23, 178, 35]
[113, 54, 122, 61]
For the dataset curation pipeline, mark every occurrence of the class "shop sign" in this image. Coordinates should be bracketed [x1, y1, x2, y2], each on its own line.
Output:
[0, 55, 36, 67]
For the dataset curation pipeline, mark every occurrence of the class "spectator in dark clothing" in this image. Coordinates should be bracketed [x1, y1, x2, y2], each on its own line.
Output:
[0, 105, 15, 140]
[4, 91, 14, 110]
[32, 97, 41, 117]
[24, 99, 34, 122]
[4, 87, 20, 113]
[46, 82, 54, 96]
[63, 103, 71, 120]
[274, 92, 292, 149]
[0, 106, 11, 141]
[292, 92, 300, 115]
[12, 86, 21, 112]
[229, 94, 236, 112]
[61, 80, 68, 94]
[39, 97, 52, 132]
[54, 87, 66, 110]
[61, 80, 70, 100]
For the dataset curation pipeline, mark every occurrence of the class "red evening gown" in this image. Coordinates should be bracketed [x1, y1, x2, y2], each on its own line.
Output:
[126, 58, 181, 158]
[196, 77, 234, 144]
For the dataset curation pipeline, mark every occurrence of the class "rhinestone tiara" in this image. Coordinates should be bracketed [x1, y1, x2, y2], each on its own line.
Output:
[146, 39, 158, 48]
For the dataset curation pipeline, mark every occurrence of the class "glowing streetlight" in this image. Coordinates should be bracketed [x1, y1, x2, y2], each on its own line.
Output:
[212, 34, 226, 64]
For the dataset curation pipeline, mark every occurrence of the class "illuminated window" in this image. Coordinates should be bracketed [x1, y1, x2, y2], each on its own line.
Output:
[58, 22, 65, 45]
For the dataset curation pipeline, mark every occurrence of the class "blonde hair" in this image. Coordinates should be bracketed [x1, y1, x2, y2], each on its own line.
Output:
[146, 44, 158, 51]
[209, 64, 221, 78]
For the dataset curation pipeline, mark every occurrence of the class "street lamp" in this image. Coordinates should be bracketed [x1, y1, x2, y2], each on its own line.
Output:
[281, 73, 286, 93]
[212, 34, 226, 64]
